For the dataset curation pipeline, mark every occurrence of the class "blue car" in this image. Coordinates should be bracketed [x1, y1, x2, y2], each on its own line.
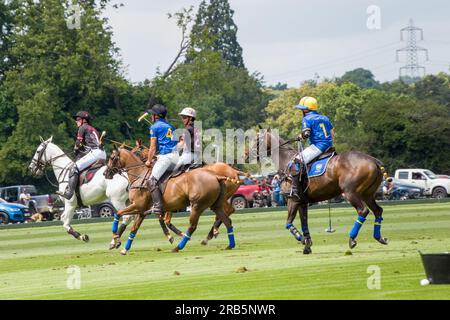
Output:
[0, 198, 30, 224]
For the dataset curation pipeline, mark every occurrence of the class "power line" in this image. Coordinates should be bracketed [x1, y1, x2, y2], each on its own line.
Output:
[264, 41, 399, 81]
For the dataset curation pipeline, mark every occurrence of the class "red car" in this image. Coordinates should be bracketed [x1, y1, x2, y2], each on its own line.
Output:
[230, 178, 272, 209]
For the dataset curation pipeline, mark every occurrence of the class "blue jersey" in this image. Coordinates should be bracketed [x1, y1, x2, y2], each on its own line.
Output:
[149, 119, 177, 155]
[301, 111, 334, 152]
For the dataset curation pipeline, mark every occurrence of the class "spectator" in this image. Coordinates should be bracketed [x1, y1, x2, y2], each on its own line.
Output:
[271, 175, 285, 207]
[20, 188, 42, 222]
[383, 178, 394, 196]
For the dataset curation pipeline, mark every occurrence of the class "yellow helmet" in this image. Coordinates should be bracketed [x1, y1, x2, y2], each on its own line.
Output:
[295, 96, 318, 111]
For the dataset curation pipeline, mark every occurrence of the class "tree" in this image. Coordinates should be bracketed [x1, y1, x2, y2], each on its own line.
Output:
[0, 0, 132, 185]
[188, 0, 244, 68]
[336, 68, 380, 89]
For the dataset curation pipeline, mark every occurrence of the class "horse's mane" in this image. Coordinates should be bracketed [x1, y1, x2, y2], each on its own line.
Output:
[119, 147, 144, 164]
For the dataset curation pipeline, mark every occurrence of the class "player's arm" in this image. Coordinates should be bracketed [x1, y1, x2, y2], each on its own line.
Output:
[145, 127, 158, 167]
[74, 126, 85, 152]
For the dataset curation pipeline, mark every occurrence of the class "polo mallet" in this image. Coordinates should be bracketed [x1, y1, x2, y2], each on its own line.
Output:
[99, 131, 106, 144]
[138, 112, 152, 125]
[325, 200, 335, 233]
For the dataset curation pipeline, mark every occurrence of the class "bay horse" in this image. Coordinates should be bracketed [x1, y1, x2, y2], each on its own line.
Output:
[106, 146, 239, 254]
[247, 129, 388, 253]
[123, 140, 246, 246]
[28, 137, 130, 242]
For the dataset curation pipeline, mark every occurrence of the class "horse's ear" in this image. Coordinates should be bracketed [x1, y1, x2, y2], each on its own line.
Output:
[48, 136, 53, 142]
[257, 124, 262, 130]
[120, 142, 125, 149]
[39, 136, 44, 143]
[113, 144, 118, 151]
[267, 127, 271, 133]
[136, 139, 142, 147]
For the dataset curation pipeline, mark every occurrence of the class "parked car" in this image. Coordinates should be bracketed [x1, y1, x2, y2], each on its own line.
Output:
[73, 202, 116, 220]
[0, 185, 63, 220]
[394, 169, 450, 198]
[383, 181, 424, 200]
[0, 198, 30, 224]
[231, 182, 261, 210]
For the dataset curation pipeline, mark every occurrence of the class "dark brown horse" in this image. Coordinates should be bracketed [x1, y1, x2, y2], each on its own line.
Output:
[129, 140, 247, 246]
[107, 146, 239, 254]
[248, 129, 388, 254]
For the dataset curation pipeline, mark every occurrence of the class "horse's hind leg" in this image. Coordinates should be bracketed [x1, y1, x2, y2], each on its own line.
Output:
[121, 214, 145, 255]
[173, 205, 204, 252]
[346, 192, 370, 249]
[364, 197, 388, 245]
[201, 217, 222, 246]
[212, 206, 235, 250]
[299, 203, 312, 254]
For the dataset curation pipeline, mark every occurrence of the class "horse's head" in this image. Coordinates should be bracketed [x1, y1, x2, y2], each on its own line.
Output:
[130, 139, 148, 162]
[105, 145, 124, 179]
[29, 136, 54, 176]
[245, 128, 274, 163]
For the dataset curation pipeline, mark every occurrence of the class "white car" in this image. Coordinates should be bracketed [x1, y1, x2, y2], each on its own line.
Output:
[394, 169, 450, 198]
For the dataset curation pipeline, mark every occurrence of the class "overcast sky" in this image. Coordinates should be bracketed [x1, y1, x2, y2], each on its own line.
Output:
[104, 0, 450, 87]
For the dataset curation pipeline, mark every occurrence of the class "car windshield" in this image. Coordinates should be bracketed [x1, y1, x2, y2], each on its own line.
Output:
[423, 170, 436, 179]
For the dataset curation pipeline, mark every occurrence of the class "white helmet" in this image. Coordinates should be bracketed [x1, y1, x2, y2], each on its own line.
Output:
[178, 107, 196, 118]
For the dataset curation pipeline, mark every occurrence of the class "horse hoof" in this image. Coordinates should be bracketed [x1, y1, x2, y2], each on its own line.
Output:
[349, 238, 357, 249]
[168, 237, 174, 244]
[201, 240, 208, 246]
[225, 245, 234, 250]
[172, 247, 180, 253]
[304, 237, 313, 247]
[303, 247, 312, 254]
[120, 249, 127, 255]
[81, 234, 89, 242]
[376, 237, 389, 245]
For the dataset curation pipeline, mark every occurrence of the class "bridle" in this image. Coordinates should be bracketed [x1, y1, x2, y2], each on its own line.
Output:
[30, 141, 72, 187]
[106, 148, 148, 185]
[31, 141, 67, 174]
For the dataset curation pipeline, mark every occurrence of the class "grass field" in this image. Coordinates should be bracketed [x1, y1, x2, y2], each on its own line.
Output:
[0, 202, 449, 300]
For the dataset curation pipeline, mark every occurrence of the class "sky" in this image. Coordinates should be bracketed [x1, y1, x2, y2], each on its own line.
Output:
[103, 0, 450, 87]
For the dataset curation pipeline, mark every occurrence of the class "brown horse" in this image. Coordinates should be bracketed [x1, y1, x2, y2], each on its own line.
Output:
[247, 129, 388, 254]
[107, 146, 238, 254]
[129, 140, 247, 246]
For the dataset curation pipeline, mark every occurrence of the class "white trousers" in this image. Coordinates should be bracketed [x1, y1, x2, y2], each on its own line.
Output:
[174, 152, 200, 171]
[151, 152, 179, 181]
[75, 149, 106, 171]
[295, 144, 322, 165]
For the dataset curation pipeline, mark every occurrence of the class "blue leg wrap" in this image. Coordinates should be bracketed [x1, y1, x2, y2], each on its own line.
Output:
[227, 227, 235, 248]
[286, 223, 304, 241]
[125, 232, 136, 251]
[374, 217, 383, 239]
[349, 215, 366, 239]
[177, 231, 191, 250]
[112, 213, 119, 234]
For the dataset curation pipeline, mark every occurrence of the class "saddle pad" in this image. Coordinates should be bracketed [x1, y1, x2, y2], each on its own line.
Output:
[307, 154, 334, 178]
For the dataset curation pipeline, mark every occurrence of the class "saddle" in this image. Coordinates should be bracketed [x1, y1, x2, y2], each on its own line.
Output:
[78, 159, 106, 186]
[157, 162, 205, 194]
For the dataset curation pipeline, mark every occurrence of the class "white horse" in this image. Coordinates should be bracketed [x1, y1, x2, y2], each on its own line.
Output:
[29, 137, 133, 244]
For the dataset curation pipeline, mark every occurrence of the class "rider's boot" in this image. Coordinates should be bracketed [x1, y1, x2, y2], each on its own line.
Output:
[143, 177, 164, 215]
[57, 167, 79, 200]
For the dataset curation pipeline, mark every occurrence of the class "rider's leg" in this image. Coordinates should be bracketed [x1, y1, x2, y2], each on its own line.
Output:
[291, 144, 322, 198]
[57, 166, 80, 200]
[144, 152, 179, 215]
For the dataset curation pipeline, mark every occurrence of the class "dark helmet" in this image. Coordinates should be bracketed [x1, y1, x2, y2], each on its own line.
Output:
[148, 104, 167, 118]
[73, 111, 91, 122]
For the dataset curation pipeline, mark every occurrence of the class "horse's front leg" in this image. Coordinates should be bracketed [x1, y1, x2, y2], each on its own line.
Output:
[285, 198, 304, 242]
[299, 203, 312, 254]
[120, 214, 145, 255]
[61, 202, 89, 242]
